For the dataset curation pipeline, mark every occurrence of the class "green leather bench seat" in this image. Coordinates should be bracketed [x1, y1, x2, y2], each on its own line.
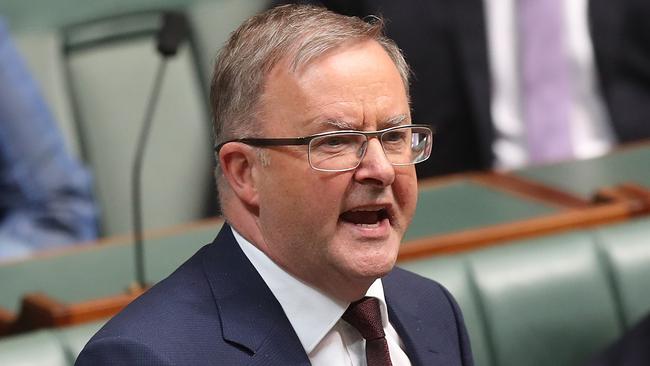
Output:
[400, 216, 650, 366]
[514, 144, 650, 199]
[405, 179, 558, 240]
[0, 218, 648, 365]
[0, 221, 219, 312]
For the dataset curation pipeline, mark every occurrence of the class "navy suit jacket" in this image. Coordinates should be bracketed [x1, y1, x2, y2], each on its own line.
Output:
[76, 224, 473, 365]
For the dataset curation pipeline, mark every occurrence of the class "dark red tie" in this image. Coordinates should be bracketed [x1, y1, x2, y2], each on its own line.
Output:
[342, 297, 392, 366]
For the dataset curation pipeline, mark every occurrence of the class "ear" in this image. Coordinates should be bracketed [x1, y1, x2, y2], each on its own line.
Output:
[218, 143, 260, 207]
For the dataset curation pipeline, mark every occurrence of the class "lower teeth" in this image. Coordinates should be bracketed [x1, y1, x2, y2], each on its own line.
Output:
[357, 222, 379, 228]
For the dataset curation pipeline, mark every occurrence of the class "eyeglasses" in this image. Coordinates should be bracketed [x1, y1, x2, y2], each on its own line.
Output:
[215, 124, 434, 172]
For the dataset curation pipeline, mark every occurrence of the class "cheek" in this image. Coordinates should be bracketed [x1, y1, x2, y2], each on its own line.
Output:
[394, 172, 418, 218]
[302, 176, 348, 218]
[262, 167, 348, 224]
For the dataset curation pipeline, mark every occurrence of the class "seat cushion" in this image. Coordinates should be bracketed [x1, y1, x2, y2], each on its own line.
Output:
[400, 255, 493, 366]
[595, 217, 650, 328]
[468, 231, 623, 366]
[0, 330, 68, 366]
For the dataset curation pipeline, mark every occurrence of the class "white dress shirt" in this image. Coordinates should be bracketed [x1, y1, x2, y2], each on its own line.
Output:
[484, 0, 615, 169]
[233, 228, 412, 366]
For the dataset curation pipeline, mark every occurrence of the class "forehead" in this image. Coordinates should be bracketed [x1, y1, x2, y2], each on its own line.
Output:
[260, 40, 410, 133]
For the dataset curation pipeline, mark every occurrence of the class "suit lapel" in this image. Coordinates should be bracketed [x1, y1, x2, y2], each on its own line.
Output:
[387, 300, 440, 366]
[201, 225, 311, 365]
[384, 270, 457, 366]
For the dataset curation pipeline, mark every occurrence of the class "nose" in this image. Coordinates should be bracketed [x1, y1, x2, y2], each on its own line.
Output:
[353, 138, 395, 187]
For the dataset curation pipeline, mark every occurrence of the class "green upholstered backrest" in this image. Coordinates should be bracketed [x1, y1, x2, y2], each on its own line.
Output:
[405, 179, 558, 240]
[514, 145, 650, 199]
[467, 232, 622, 366]
[400, 218, 650, 366]
[400, 255, 493, 366]
[63, 14, 214, 236]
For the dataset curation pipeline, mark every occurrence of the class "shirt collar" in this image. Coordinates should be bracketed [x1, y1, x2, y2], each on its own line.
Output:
[231, 227, 389, 353]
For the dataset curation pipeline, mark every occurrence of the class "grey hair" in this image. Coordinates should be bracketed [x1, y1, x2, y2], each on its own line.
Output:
[211, 4, 410, 195]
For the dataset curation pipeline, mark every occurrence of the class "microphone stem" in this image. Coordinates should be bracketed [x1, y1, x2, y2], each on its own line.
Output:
[132, 58, 168, 289]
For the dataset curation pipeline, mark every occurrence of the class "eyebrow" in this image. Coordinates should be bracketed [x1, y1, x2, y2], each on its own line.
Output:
[321, 118, 354, 130]
[383, 114, 408, 127]
[319, 114, 409, 131]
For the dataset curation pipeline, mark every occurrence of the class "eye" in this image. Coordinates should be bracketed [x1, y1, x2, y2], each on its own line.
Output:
[323, 136, 347, 147]
[383, 131, 407, 144]
[310, 134, 364, 157]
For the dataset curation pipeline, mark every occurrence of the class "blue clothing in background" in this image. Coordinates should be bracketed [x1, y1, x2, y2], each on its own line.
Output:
[0, 18, 98, 260]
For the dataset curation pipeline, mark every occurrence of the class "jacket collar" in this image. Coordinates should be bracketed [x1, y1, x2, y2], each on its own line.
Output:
[201, 224, 311, 365]
[200, 225, 451, 365]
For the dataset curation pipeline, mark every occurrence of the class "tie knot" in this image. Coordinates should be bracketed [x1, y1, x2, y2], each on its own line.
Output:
[342, 297, 385, 341]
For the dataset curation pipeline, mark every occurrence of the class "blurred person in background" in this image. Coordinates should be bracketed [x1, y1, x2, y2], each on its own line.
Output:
[274, 0, 650, 178]
[0, 17, 97, 260]
[586, 312, 650, 366]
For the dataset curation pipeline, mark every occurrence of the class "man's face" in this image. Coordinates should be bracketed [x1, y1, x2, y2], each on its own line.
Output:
[253, 40, 418, 300]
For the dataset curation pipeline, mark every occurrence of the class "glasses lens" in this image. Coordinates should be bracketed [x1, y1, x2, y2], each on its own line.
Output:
[382, 126, 432, 165]
[309, 133, 366, 171]
[308, 126, 432, 171]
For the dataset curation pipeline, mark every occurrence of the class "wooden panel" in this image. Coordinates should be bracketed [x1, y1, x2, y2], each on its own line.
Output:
[7, 288, 144, 335]
[0, 308, 15, 337]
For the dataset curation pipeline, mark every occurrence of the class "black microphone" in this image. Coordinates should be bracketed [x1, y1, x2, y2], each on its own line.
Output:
[157, 11, 189, 57]
[132, 11, 189, 289]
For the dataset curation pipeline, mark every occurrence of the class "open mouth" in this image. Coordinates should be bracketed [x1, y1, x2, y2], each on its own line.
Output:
[339, 208, 390, 227]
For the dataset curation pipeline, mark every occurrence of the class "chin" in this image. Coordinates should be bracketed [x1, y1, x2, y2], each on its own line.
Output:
[349, 250, 399, 280]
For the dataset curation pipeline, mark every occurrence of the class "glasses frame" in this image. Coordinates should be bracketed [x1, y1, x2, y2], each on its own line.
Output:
[215, 123, 434, 172]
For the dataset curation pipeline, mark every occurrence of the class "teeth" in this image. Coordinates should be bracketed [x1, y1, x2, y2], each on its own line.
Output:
[358, 222, 380, 228]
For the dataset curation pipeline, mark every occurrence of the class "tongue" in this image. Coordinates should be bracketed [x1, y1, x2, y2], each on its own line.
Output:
[340, 210, 380, 225]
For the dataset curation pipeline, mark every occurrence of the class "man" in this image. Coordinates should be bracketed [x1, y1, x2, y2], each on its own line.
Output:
[76, 5, 473, 365]
[0, 17, 97, 260]
[274, 0, 650, 177]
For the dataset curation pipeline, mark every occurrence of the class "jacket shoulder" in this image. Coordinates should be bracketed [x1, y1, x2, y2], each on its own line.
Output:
[77, 242, 253, 365]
